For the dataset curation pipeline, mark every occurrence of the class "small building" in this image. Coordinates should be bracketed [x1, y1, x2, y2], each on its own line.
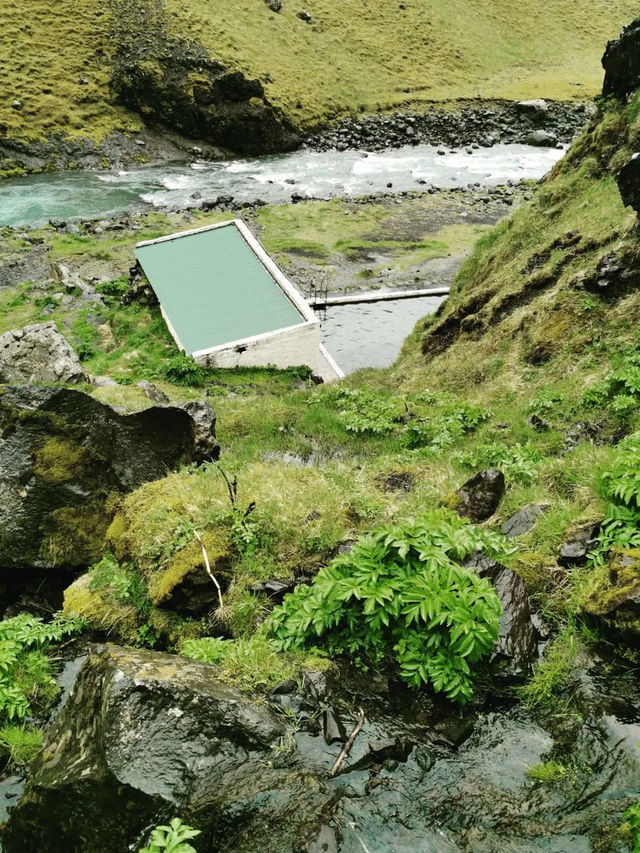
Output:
[134, 219, 343, 380]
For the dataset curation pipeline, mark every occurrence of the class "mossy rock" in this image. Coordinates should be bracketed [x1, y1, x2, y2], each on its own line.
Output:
[579, 548, 640, 637]
[63, 574, 140, 644]
[148, 532, 232, 616]
[40, 501, 115, 567]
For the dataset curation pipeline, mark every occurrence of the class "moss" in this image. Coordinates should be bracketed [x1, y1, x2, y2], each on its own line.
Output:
[40, 502, 112, 567]
[148, 532, 231, 606]
[63, 573, 140, 644]
[578, 548, 640, 619]
[32, 436, 94, 486]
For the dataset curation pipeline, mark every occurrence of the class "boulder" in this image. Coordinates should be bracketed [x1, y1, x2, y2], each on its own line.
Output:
[3, 645, 331, 853]
[516, 99, 549, 122]
[464, 551, 538, 676]
[0, 323, 88, 385]
[580, 548, 640, 638]
[526, 130, 558, 148]
[602, 19, 640, 99]
[177, 399, 220, 463]
[0, 386, 216, 574]
[616, 153, 640, 215]
[453, 469, 505, 522]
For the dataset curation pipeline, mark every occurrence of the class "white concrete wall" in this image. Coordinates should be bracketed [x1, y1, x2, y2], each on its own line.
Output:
[195, 323, 323, 372]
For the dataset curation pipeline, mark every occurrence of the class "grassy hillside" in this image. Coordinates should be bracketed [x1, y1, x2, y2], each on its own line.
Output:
[1, 0, 638, 146]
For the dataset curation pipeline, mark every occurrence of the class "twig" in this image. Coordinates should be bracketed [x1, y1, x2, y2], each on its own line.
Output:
[194, 529, 225, 614]
[216, 466, 238, 508]
[330, 707, 365, 777]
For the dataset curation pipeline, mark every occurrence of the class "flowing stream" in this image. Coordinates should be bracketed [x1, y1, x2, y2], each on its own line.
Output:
[0, 143, 564, 229]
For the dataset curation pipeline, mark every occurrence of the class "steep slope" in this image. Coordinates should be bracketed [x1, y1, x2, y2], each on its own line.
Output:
[1, 0, 638, 163]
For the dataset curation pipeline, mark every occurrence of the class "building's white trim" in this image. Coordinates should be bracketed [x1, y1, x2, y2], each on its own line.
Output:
[159, 305, 185, 353]
[190, 318, 318, 359]
[135, 219, 239, 248]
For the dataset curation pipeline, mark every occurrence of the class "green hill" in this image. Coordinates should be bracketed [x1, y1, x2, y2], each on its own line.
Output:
[1, 0, 638, 155]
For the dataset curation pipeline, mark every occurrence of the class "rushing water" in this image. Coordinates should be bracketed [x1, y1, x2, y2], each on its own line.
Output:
[320, 295, 445, 374]
[0, 143, 564, 228]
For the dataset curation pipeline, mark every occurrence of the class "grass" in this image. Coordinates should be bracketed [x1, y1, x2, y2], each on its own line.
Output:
[1, 0, 638, 148]
[526, 761, 571, 783]
[0, 726, 43, 767]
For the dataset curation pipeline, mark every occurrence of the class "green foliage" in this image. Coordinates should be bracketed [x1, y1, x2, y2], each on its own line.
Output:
[589, 433, 640, 565]
[268, 510, 506, 704]
[404, 402, 489, 451]
[96, 276, 129, 302]
[623, 797, 640, 853]
[583, 347, 640, 416]
[0, 612, 84, 722]
[520, 626, 581, 709]
[454, 441, 541, 483]
[140, 818, 201, 853]
[0, 725, 43, 766]
[163, 354, 205, 388]
[526, 761, 570, 782]
[88, 554, 158, 648]
[328, 388, 403, 435]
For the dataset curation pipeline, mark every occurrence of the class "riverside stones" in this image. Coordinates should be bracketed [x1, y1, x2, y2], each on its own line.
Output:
[0, 322, 88, 384]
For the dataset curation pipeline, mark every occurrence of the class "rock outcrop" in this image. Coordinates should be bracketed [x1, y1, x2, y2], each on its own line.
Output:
[0, 386, 218, 574]
[602, 18, 640, 99]
[2, 645, 329, 853]
[452, 469, 505, 522]
[0, 323, 87, 385]
[616, 153, 640, 216]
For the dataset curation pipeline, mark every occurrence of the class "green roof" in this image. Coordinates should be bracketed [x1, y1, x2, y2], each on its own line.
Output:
[134, 222, 306, 355]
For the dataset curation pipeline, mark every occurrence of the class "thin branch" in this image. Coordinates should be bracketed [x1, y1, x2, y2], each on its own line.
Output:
[194, 529, 225, 614]
[216, 466, 238, 508]
[330, 707, 365, 777]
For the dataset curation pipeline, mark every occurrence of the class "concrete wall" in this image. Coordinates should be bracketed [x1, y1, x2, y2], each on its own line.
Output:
[195, 322, 322, 372]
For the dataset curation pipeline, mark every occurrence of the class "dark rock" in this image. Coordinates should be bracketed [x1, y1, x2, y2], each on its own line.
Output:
[377, 471, 415, 492]
[265, 0, 282, 10]
[616, 153, 640, 215]
[323, 709, 347, 745]
[558, 522, 600, 566]
[264, 579, 296, 603]
[3, 645, 289, 852]
[0, 386, 214, 574]
[0, 322, 87, 384]
[501, 503, 548, 538]
[298, 10, 313, 22]
[176, 399, 220, 463]
[302, 670, 328, 703]
[465, 551, 538, 676]
[48, 218, 67, 230]
[527, 413, 549, 432]
[454, 468, 505, 522]
[368, 737, 412, 763]
[136, 380, 169, 404]
[270, 679, 298, 696]
[602, 19, 640, 99]
[579, 249, 640, 297]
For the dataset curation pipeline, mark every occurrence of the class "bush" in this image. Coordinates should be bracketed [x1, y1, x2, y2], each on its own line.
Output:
[140, 818, 200, 853]
[268, 510, 505, 704]
[589, 433, 640, 564]
[163, 354, 205, 387]
[454, 441, 541, 483]
[0, 725, 43, 766]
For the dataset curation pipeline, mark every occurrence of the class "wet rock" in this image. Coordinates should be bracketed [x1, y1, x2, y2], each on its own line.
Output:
[176, 399, 220, 463]
[0, 386, 213, 574]
[616, 153, 640, 215]
[368, 737, 412, 763]
[580, 548, 640, 638]
[602, 19, 640, 99]
[323, 709, 347, 745]
[501, 503, 548, 538]
[136, 380, 169, 404]
[526, 129, 558, 147]
[306, 826, 338, 853]
[0, 322, 87, 384]
[453, 468, 505, 522]
[302, 670, 328, 703]
[465, 551, 538, 676]
[558, 522, 600, 566]
[3, 645, 289, 852]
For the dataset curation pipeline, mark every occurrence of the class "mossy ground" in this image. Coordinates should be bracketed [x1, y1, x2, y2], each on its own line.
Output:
[1, 0, 638, 147]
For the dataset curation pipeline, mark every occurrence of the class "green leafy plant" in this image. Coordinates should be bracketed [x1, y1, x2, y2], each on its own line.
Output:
[526, 760, 570, 782]
[329, 388, 403, 435]
[0, 724, 43, 766]
[0, 612, 84, 723]
[140, 818, 201, 853]
[520, 626, 581, 709]
[163, 354, 205, 387]
[583, 347, 640, 416]
[588, 433, 640, 565]
[454, 441, 541, 483]
[268, 510, 505, 704]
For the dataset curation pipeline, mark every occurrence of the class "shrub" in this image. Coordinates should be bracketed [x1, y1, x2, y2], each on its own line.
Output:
[583, 346, 640, 416]
[454, 441, 541, 483]
[163, 354, 205, 387]
[140, 818, 200, 853]
[268, 510, 505, 704]
[0, 725, 43, 766]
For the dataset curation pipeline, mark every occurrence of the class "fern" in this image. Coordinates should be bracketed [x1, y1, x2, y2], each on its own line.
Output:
[268, 509, 505, 704]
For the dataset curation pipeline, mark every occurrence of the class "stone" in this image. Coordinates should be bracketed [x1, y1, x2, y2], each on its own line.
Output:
[581, 548, 640, 638]
[298, 10, 312, 22]
[2, 645, 304, 852]
[306, 826, 338, 853]
[558, 522, 600, 566]
[11, 99, 22, 110]
[92, 375, 119, 387]
[464, 551, 538, 676]
[516, 99, 549, 121]
[602, 19, 640, 99]
[526, 130, 558, 147]
[368, 737, 412, 763]
[0, 386, 215, 574]
[48, 218, 67, 230]
[176, 399, 220, 463]
[53, 263, 94, 297]
[501, 503, 549, 538]
[616, 153, 640, 215]
[454, 468, 505, 522]
[266, 0, 282, 10]
[0, 322, 87, 385]
[136, 380, 169, 404]
[323, 709, 347, 745]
